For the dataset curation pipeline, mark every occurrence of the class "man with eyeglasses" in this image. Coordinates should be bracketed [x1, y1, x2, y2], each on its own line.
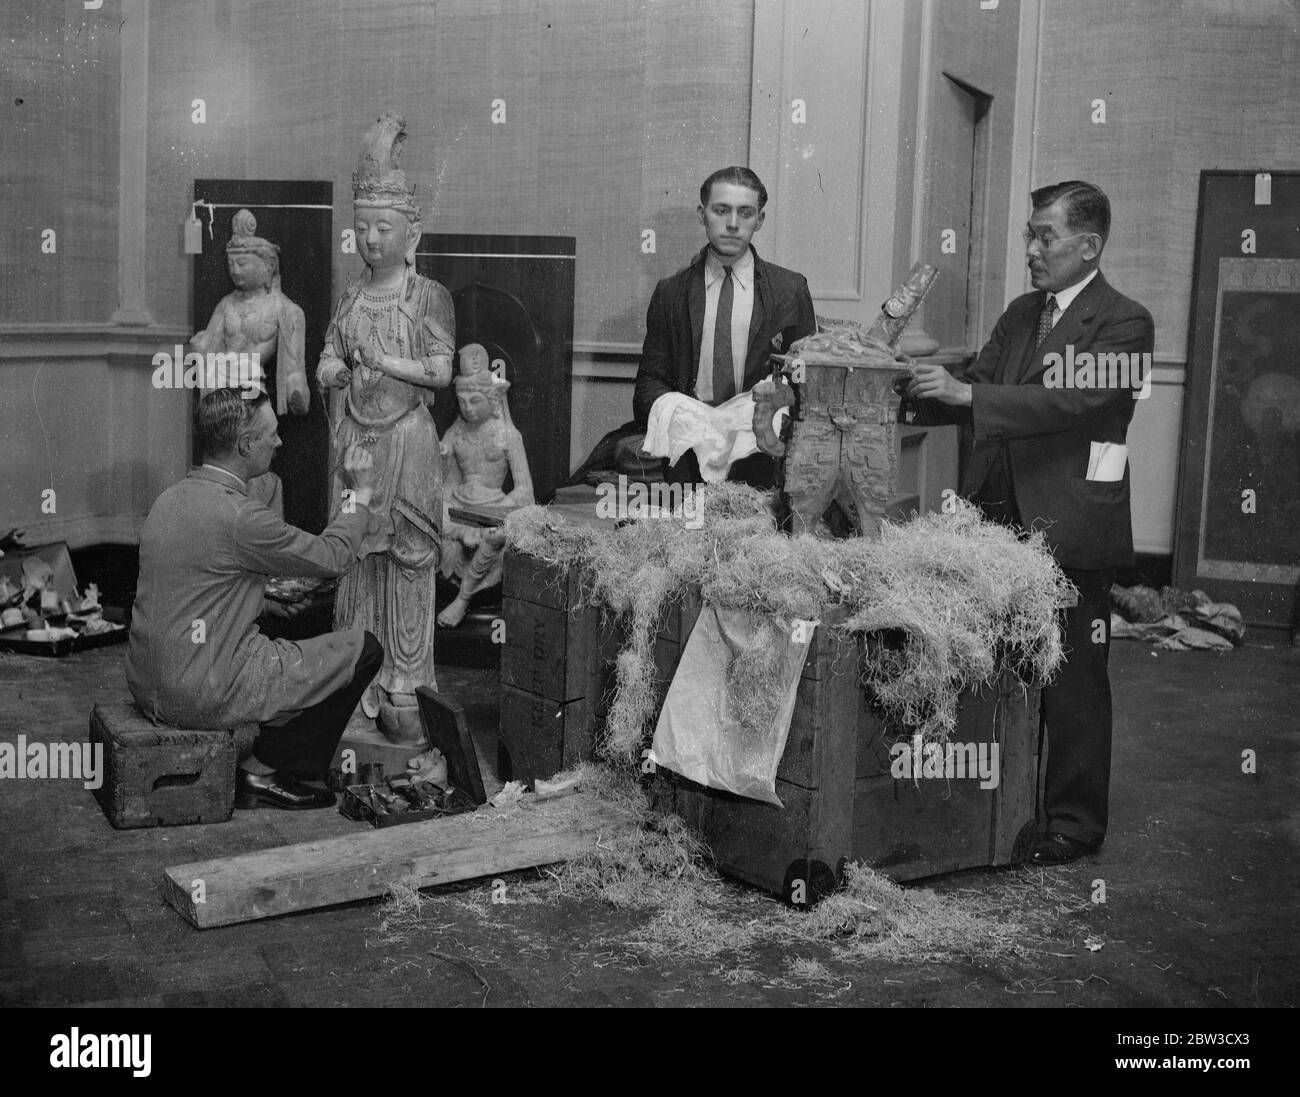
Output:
[903, 180, 1155, 864]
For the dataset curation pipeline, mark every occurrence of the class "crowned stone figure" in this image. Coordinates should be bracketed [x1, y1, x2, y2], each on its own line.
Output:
[437, 344, 535, 628]
[316, 113, 456, 743]
[192, 208, 309, 514]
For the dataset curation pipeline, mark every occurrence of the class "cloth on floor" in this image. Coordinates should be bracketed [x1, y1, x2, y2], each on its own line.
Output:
[1110, 584, 1244, 650]
[644, 391, 785, 483]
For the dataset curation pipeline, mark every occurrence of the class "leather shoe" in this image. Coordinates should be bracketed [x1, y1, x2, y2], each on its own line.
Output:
[236, 770, 336, 811]
[1030, 832, 1102, 865]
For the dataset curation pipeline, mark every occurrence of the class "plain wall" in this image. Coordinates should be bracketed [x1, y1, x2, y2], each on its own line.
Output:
[1030, 0, 1300, 552]
[142, 0, 753, 346]
[4, 0, 1295, 555]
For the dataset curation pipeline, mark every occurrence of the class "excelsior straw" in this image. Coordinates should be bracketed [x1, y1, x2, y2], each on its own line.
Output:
[506, 486, 1069, 758]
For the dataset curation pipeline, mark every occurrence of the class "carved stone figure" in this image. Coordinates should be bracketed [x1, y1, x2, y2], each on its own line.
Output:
[316, 114, 456, 744]
[753, 262, 937, 537]
[192, 208, 309, 513]
[437, 344, 535, 628]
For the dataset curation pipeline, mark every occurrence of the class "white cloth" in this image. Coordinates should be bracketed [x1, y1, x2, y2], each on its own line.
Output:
[644, 390, 786, 483]
[695, 247, 755, 402]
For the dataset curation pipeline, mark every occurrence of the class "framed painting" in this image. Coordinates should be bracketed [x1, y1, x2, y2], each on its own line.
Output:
[1173, 171, 1300, 640]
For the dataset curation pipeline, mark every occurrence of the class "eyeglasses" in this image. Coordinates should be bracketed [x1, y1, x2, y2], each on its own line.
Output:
[1022, 229, 1092, 250]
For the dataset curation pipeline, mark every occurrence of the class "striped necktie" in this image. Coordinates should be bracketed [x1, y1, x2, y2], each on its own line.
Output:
[1035, 293, 1057, 348]
[712, 266, 735, 404]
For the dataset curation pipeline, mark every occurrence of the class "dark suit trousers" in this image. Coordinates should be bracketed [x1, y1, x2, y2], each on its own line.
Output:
[253, 631, 384, 778]
[1043, 568, 1114, 844]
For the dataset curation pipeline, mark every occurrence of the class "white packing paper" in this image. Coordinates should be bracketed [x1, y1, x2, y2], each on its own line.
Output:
[648, 605, 814, 806]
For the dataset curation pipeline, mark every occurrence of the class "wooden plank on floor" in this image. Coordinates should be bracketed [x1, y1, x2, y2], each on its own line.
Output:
[162, 793, 630, 929]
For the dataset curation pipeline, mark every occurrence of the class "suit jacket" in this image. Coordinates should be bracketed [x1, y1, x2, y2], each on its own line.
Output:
[913, 271, 1155, 570]
[633, 244, 817, 424]
[126, 467, 370, 728]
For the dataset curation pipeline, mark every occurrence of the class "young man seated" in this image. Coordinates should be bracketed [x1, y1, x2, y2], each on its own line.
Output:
[126, 388, 382, 810]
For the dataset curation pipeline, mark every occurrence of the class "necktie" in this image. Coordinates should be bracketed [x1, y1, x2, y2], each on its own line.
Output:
[712, 266, 735, 404]
[1035, 293, 1057, 347]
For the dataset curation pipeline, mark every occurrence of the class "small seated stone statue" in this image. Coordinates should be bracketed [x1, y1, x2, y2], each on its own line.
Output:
[437, 344, 535, 628]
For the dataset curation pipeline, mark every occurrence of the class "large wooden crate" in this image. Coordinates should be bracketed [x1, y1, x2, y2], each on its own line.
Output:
[663, 617, 1041, 896]
[498, 550, 1041, 892]
[498, 550, 624, 783]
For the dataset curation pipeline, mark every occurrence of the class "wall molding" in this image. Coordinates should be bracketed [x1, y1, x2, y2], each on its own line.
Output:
[571, 340, 641, 359]
[17, 515, 144, 549]
[572, 341, 641, 381]
[0, 324, 191, 360]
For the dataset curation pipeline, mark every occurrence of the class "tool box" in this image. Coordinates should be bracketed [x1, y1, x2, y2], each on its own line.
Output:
[340, 688, 487, 827]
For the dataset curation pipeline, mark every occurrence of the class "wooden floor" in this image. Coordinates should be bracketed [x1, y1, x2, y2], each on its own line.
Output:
[1, 638, 1297, 1008]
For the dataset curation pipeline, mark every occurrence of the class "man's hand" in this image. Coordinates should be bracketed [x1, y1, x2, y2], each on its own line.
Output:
[340, 444, 375, 507]
[261, 595, 305, 620]
[906, 364, 972, 407]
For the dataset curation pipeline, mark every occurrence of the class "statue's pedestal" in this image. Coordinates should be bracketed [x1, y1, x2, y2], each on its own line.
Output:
[330, 711, 426, 782]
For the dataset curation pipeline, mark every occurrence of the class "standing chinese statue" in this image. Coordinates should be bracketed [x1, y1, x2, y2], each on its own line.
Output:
[316, 114, 456, 743]
[437, 344, 535, 628]
[191, 208, 309, 514]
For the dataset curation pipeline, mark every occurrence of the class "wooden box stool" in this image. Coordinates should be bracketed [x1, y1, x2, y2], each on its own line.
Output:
[89, 702, 250, 828]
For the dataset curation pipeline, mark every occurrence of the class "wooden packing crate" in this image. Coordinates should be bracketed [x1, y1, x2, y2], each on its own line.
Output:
[498, 546, 1041, 893]
[89, 702, 244, 828]
[498, 550, 624, 783]
[661, 614, 1041, 898]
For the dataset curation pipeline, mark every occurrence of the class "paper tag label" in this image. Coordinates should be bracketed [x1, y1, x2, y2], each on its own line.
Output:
[184, 217, 203, 254]
[1254, 172, 1272, 205]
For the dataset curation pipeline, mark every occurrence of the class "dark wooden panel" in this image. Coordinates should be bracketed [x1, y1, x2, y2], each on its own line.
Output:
[502, 550, 581, 611]
[989, 680, 1041, 865]
[501, 597, 570, 700]
[805, 645, 859, 864]
[417, 234, 575, 504]
[498, 685, 567, 783]
[673, 776, 820, 894]
[850, 775, 993, 883]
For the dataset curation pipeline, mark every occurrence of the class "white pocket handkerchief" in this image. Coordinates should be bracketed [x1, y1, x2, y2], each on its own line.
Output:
[1086, 441, 1128, 482]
